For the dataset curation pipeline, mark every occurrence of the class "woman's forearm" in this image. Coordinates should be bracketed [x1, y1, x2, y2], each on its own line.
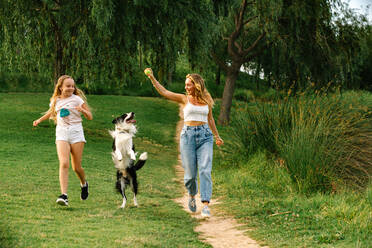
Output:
[208, 118, 220, 138]
[149, 76, 167, 96]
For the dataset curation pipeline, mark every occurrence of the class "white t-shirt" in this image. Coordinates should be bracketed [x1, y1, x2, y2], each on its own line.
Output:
[50, 94, 84, 126]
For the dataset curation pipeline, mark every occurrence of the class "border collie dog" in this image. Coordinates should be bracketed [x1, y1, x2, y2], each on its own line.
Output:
[109, 112, 147, 208]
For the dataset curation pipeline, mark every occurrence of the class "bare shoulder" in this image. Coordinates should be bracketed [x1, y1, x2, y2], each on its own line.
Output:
[181, 94, 188, 104]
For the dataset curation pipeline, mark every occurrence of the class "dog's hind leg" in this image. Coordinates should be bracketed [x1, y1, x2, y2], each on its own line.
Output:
[119, 178, 127, 209]
[133, 195, 138, 207]
[131, 177, 139, 207]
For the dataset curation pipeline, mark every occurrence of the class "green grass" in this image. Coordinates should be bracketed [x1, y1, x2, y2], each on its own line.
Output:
[213, 152, 372, 247]
[0, 93, 209, 247]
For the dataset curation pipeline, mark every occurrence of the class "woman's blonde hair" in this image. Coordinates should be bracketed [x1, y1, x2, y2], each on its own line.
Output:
[48, 75, 89, 123]
[186, 73, 214, 108]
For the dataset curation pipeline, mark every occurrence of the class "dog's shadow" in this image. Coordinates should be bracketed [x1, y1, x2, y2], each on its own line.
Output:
[53, 207, 85, 212]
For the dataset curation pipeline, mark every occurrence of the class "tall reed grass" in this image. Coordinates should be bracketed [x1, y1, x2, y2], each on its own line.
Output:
[227, 91, 372, 194]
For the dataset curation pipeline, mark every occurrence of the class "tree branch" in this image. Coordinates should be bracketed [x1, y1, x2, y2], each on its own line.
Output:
[242, 32, 266, 57]
[245, 43, 267, 61]
[211, 52, 229, 71]
[228, 0, 248, 60]
[244, 15, 257, 26]
[234, 41, 243, 53]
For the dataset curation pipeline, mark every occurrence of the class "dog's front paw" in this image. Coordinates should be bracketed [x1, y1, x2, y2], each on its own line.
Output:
[130, 153, 136, 161]
[139, 152, 148, 161]
[115, 150, 123, 161]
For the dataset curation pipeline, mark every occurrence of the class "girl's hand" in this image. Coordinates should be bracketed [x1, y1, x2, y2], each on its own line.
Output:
[75, 105, 84, 113]
[215, 137, 224, 146]
[144, 68, 153, 78]
[76, 104, 93, 120]
[33, 119, 40, 127]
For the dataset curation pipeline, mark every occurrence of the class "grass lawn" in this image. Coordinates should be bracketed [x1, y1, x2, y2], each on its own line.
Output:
[0, 93, 210, 247]
[2, 92, 370, 248]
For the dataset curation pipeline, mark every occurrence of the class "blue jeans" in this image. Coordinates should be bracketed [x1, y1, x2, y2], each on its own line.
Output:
[180, 124, 213, 202]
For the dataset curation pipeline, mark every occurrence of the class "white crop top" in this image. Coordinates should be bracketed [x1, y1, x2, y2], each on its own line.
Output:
[183, 102, 209, 122]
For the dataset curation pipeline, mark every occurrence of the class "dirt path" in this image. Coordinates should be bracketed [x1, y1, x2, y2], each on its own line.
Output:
[173, 105, 268, 248]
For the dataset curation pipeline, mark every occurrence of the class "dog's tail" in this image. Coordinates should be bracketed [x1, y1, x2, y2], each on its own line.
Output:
[134, 152, 147, 171]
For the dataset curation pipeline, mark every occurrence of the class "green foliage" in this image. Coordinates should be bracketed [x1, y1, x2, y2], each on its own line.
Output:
[0, 72, 52, 93]
[0, 0, 216, 91]
[234, 89, 255, 102]
[226, 91, 372, 193]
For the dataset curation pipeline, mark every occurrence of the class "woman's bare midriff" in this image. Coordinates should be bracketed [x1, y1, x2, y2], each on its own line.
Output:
[184, 121, 207, 126]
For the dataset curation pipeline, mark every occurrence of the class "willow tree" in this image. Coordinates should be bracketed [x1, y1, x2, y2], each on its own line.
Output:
[211, 0, 347, 125]
[0, 0, 214, 90]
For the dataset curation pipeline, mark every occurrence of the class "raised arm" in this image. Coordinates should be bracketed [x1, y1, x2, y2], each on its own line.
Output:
[144, 68, 186, 104]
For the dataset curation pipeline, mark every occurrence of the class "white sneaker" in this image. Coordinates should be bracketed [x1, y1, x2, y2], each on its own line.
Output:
[201, 205, 211, 218]
[56, 194, 68, 206]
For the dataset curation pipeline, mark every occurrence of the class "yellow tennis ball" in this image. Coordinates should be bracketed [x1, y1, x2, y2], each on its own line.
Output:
[145, 69, 151, 75]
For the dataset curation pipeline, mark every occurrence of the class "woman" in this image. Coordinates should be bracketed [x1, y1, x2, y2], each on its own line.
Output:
[144, 68, 223, 217]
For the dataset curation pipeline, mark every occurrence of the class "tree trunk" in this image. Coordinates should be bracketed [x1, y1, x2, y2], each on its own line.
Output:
[218, 65, 240, 125]
[215, 66, 221, 85]
[168, 70, 172, 85]
[138, 43, 143, 69]
[52, 20, 65, 84]
[54, 39, 65, 82]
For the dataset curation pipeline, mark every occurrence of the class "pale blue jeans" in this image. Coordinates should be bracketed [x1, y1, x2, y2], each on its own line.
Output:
[180, 124, 213, 203]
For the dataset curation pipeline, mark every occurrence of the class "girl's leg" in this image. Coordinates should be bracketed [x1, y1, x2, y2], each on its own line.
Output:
[56, 141, 71, 194]
[70, 142, 86, 185]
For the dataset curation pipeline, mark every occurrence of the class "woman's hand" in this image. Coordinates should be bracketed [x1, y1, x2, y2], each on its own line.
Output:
[144, 68, 154, 78]
[215, 136, 224, 146]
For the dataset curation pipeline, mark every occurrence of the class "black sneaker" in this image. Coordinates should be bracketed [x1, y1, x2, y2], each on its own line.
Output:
[56, 194, 68, 206]
[81, 181, 89, 200]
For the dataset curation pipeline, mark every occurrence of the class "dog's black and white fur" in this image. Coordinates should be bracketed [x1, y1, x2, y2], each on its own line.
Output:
[109, 112, 147, 208]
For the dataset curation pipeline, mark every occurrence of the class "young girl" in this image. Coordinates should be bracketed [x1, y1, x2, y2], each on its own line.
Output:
[144, 68, 223, 218]
[33, 75, 93, 206]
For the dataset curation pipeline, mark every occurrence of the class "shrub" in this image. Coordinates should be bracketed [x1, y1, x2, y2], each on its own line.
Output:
[228, 91, 372, 194]
[234, 89, 255, 102]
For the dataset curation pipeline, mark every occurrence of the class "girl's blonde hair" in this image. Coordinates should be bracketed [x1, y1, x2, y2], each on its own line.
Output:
[49, 75, 89, 123]
[186, 73, 214, 108]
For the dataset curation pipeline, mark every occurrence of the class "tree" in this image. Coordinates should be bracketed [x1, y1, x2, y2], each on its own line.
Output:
[0, 0, 215, 90]
[211, 0, 362, 125]
[212, 0, 269, 125]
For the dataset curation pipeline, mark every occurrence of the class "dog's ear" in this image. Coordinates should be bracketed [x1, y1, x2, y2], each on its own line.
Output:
[112, 118, 117, 124]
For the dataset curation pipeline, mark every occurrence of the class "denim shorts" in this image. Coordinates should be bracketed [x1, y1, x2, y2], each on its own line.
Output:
[56, 124, 86, 144]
